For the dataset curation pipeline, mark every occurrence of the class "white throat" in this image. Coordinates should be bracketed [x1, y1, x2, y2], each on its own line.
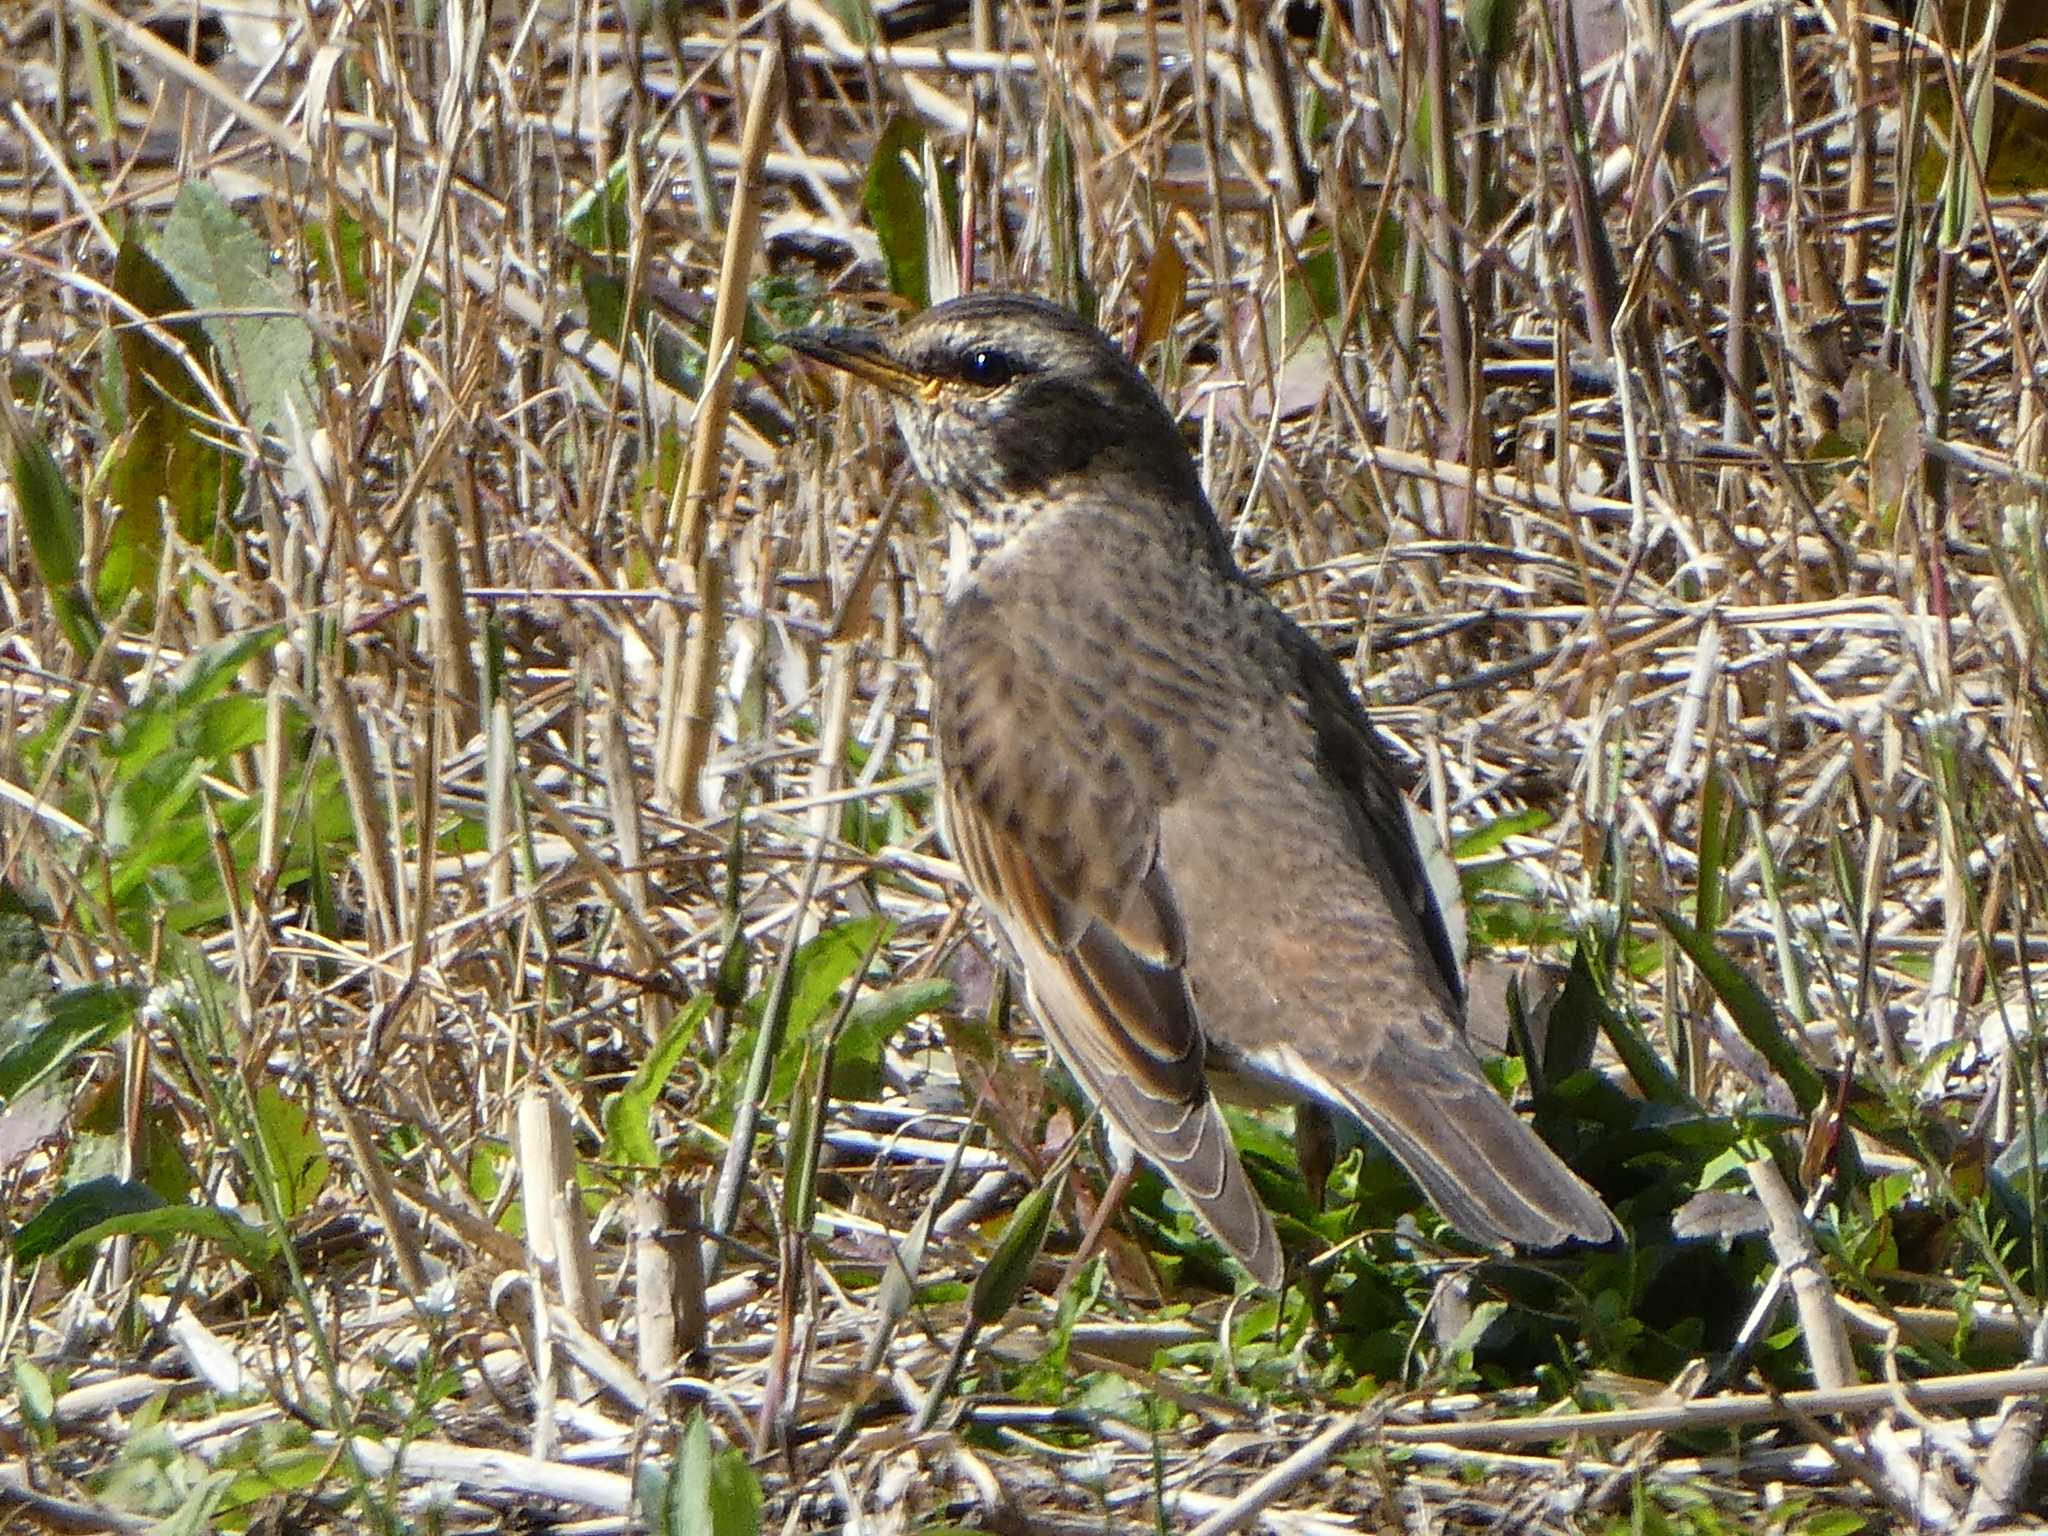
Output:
[945, 519, 976, 602]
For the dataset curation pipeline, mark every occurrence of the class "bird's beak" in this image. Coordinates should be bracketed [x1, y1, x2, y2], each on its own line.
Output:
[782, 326, 924, 399]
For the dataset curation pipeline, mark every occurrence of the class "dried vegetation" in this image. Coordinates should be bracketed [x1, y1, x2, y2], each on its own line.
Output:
[3, 0, 2048, 1530]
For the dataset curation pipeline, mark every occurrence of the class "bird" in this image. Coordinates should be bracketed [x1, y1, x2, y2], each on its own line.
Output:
[785, 293, 1618, 1288]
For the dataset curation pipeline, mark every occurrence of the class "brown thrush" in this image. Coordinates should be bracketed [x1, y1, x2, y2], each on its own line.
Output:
[787, 294, 1618, 1288]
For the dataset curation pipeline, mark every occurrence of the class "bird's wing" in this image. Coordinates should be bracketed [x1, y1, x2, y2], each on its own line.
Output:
[936, 588, 1283, 1287]
[1292, 634, 1469, 1009]
[1251, 629, 1618, 1249]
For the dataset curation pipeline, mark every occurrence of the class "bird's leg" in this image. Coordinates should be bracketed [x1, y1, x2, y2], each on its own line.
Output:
[1297, 1101, 1337, 1210]
[1296, 1102, 1337, 1329]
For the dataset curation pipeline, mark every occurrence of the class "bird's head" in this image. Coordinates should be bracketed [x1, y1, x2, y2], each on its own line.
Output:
[784, 294, 1201, 526]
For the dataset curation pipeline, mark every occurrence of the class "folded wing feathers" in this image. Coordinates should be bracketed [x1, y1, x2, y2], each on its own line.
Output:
[1030, 955, 1286, 1289]
[950, 775, 1282, 1285]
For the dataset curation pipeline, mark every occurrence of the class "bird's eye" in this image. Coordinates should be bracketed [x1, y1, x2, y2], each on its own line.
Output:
[958, 348, 1020, 387]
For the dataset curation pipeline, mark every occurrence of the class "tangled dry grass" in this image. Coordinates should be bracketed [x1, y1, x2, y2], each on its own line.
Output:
[3, 0, 2048, 1531]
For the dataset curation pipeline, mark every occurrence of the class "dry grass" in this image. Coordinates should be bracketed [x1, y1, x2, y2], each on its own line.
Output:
[3, 0, 2048, 1531]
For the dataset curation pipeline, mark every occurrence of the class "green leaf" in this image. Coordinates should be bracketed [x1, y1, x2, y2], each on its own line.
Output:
[1464, 0, 1518, 67]
[1657, 908, 1825, 1114]
[579, 268, 705, 396]
[189, 692, 272, 761]
[736, 914, 895, 1114]
[603, 992, 716, 1166]
[132, 1103, 199, 1206]
[153, 181, 317, 439]
[865, 115, 931, 311]
[635, 1464, 677, 1536]
[1042, 113, 1093, 324]
[1278, 232, 1342, 345]
[172, 627, 281, 712]
[1559, 939, 1687, 1107]
[13, 1179, 277, 1269]
[150, 1472, 237, 1536]
[645, 1410, 757, 1536]
[55, 627, 301, 937]
[12, 1359, 55, 1446]
[783, 1038, 828, 1234]
[826, 977, 953, 1100]
[215, 1440, 331, 1509]
[252, 1082, 329, 1218]
[1990, 1106, 2048, 1235]
[1444, 1297, 1509, 1358]
[0, 887, 54, 1025]
[77, 16, 119, 140]
[107, 752, 208, 866]
[103, 236, 241, 615]
[3, 414, 101, 657]
[11, 1175, 165, 1260]
[105, 660, 274, 788]
[1009, 1252, 1096, 1403]
[783, 924, 903, 1234]
[8, 416, 79, 580]
[1515, 961, 1590, 1088]
[0, 982, 137, 1105]
[1696, 768, 1732, 936]
[705, 1438, 762, 1536]
[713, 811, 751, 1008]
[582, 267, 630, 347]
[304, 211, 370, 302]
[563, 159, 634, 253]
[674, 1414, 711, 1536]
[969, 1161, 1065, 1328]
[1451, 805, 1552, 859]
